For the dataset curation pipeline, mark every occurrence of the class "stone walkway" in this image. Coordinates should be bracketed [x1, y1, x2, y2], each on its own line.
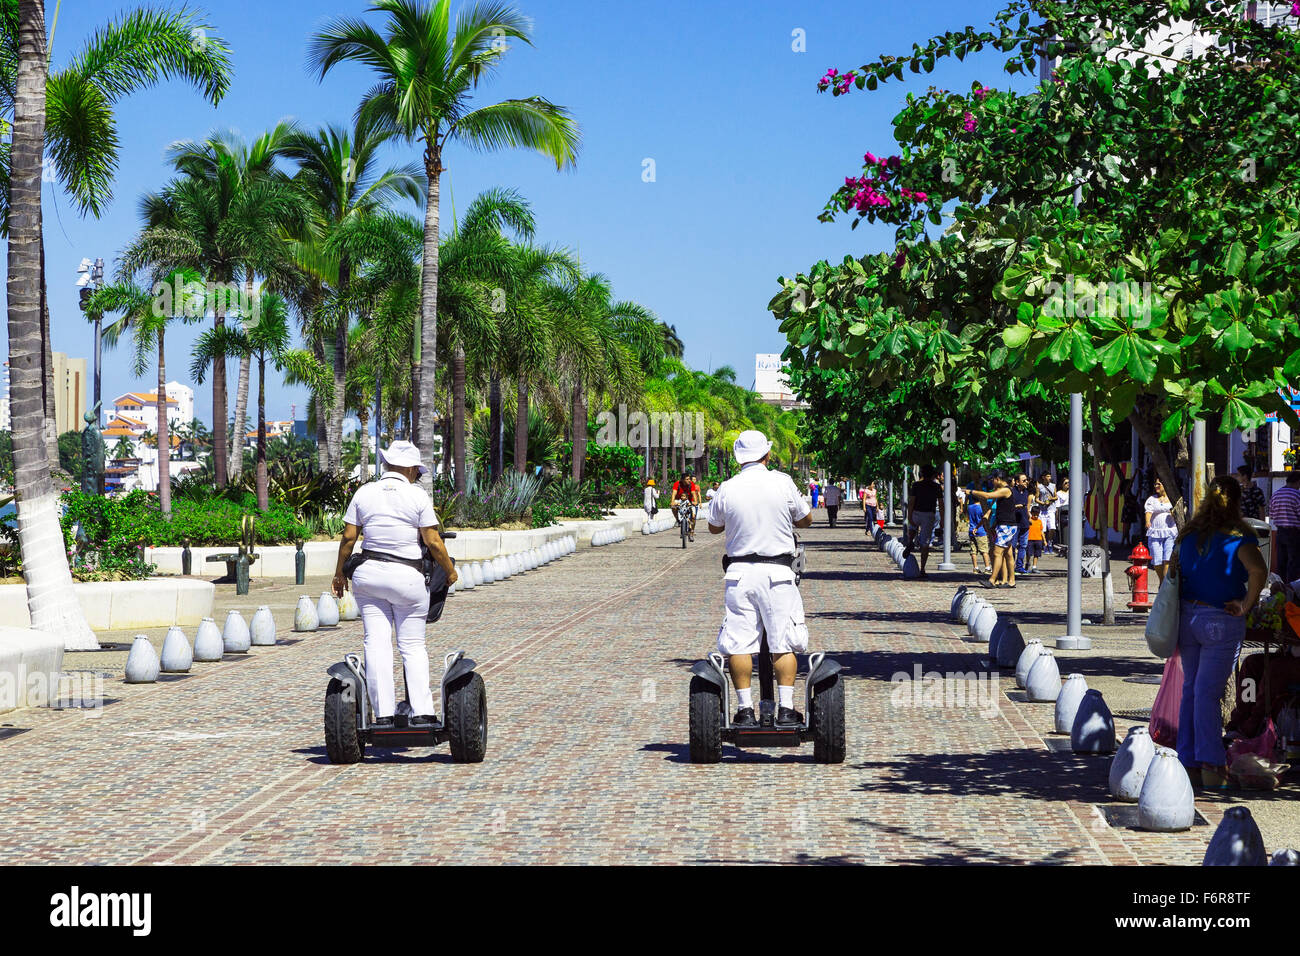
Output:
[0, 517, 1254, 864]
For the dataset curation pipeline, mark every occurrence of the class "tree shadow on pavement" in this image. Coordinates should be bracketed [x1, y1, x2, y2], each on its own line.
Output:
[847, 817, 1084, 865]
[851, 747, 1110, 803]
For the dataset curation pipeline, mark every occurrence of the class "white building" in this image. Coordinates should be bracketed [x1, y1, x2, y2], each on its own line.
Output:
[754, 353, 806, 410]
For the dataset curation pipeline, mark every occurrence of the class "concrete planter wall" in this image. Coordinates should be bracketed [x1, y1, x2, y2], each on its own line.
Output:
[1138, 749, 1195, 832]
[1053, 674, 1089, 733]
[0, 626, 64, 713]
[1109, 726, 1156, 802]
[0, 578, 214, 631]
[1203, 806, 1267, 867]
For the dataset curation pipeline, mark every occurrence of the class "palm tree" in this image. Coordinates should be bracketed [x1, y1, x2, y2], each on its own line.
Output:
[0, 2, 231, 467]
[86, 267, 206, 516]
[309, 0, 581, 472]
[282, 114, 423, 472]
[123, 126, 305, 486]
[191, 294, 327, 510]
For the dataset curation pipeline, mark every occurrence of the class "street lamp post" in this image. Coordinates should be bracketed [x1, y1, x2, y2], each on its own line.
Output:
[77, 256, 106, 494]
[938, 460, 956, 571]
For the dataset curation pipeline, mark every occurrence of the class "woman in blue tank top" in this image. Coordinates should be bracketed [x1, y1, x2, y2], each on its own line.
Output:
[1172, 476, 1267, 789]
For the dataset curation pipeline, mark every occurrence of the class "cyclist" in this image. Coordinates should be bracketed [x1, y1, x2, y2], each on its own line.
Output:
[672, 470, 701, 541]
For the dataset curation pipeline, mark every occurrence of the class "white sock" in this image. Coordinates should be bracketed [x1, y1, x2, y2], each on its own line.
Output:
[736, 687, 753, 708]
[778, 685, 794, 708]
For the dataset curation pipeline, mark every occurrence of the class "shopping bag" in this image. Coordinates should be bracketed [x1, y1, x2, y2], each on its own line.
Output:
[1145, 567, 1181, 658]
[1149, 647, 1183, 748]
[1227, 719, 1278, 765]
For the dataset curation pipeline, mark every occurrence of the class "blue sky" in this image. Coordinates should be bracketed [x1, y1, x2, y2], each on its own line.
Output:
[11, 0, 1025, 428]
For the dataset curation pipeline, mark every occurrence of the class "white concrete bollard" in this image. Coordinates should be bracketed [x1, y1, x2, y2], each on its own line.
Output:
[950, 587, 969, 621]
[160, 626, 192, 673]
[902, 554, 921, 579]
[1070, 689, 1116, 753]
[1270, 849, 1300, 866]
[1015, 639, 1044, 689]
[459, 564, 475, 590]
[194, 617, 224, 660]
[294, 596, 320, 632]
[481, 560, 496, 585]
[1053, 674, 1088, 732]
[1203, 807, 1268, 866]
[960, 593, 984, 625]
[337, 590, 360, 621]
[124, 635, 161, 683]
[1109, 726, 1156, 802]
[250, 606, 277, 645]
[995, 621, 1026, 669]
[1025, 651, 1061, 702]
[969, 604, 998, 644]
[317, 592, 340, 628]
[222, 610, 251, 653]
[1137, 748, 1195, 832]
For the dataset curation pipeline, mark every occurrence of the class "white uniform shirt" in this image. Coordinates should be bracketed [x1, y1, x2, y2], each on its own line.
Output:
[643, 485, 659, 510]
[707, 463, 810, 560]
[705, 487, 718, 502]
[343, 472, 439, 559]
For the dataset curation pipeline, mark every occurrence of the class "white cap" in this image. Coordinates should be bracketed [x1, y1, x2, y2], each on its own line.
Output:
[733, 429, 772, 465]
[381, 440, 428, 476]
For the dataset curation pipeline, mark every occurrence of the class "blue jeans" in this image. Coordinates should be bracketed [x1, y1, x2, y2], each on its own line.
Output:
[863, 505, 877, 529]
[1176, 600, 1244, 768]
[1014, 527, 1030, 571]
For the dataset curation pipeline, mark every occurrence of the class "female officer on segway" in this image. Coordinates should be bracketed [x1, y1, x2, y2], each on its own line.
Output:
[331, 441, 457, 729]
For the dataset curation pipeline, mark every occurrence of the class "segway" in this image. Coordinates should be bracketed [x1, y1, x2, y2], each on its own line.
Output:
[324, 649, 486, 764]
[687, 540, 844, 763]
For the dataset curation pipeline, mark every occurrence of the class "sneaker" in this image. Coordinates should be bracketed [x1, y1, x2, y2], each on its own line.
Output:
[733, 707, 758, 727]
[776, 706, 804, 726]
[372, 716, 395, 728]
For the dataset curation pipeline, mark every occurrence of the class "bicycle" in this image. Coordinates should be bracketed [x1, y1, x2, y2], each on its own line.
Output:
[677, 501, 695, 548]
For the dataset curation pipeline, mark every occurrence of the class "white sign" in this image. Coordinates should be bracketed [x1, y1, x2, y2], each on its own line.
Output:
[755, 353, 791, 395]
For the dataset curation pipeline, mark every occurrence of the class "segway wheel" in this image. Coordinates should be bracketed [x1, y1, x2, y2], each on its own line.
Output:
[688, 676, 723, 763]
[324, 678, 364, 765]
[811, 673, 846, 764]
[445, 672, 488, 763]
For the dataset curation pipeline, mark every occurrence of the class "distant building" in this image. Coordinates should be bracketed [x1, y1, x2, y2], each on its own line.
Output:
[52, 351, 87, 435]
[754, 353, 806, 410]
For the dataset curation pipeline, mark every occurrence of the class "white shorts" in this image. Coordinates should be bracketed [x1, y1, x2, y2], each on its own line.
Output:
[716, 564, 810, 656]
[1042, 509, 1056, 532]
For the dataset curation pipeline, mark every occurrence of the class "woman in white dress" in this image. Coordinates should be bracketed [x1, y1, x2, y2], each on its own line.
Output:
[1144, 477, 1177, 584]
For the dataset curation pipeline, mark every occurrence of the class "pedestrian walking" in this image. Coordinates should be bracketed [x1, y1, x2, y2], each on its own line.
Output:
[1145, 477, 1177, 585]
[969, 474, 1016, 588]
[903, 465, 942, 578]
[643, 477, 660, 518]
[967, 495, 991, 574]
[1012, 473, 1032, 574]
[862, 480, 878, 534]
[1172, 475, 1267, 790]
[823, 480, 843, 528]
[810, 480, 820, 509]
[1038, 473, 1058, 554]
[1269, 471, 1300, 583]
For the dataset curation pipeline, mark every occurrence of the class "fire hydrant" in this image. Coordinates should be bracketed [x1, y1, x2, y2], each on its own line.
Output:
[1126, 541, 1153, 611]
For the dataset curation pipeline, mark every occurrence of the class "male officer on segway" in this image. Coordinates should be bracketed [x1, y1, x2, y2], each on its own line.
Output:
[706, 430, 813, 727]
[332, 441, 458, 729]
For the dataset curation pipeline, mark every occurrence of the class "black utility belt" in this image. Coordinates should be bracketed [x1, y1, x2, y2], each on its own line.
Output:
[722, 553, 796, 571]
[343, 549, 426, 578]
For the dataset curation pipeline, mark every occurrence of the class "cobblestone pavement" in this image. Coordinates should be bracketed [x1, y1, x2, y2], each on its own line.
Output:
[0, 517, 1236, 864]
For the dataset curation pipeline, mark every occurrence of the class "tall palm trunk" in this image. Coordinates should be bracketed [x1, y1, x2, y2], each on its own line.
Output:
[256, 353, 268, 511]
[415, 146, 442, 486]
[39, 242, 58, 467]
[488, 371, 502, 481]
[156, 326, 171, 517]
[7, 0, 96, 650]
[328, 262, 349, 474]
[514, 378, 529, 475]
[442, 408, 453, 479]
[211, 296, 229, 487]
[571, 379, 587, 482]
[312, 338, 330, 471]
[228, 275, 255, 481]
[452, 344, 466, 493]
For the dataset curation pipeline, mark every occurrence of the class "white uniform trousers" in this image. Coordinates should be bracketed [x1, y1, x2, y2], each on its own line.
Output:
[716, 563, 810, 656]
[352, 560, 436, 717]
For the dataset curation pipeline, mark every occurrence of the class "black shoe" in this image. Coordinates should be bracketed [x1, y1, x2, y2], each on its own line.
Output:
[733, 707, 758, 727]
[372, 716, 395, 728]
[776, 706, 804, 726]
[408, 714, 438, 728]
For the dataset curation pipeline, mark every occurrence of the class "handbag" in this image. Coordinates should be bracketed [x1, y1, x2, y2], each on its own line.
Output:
[1148, 648, 1183, 747]
[1145, 563, 1181, 658]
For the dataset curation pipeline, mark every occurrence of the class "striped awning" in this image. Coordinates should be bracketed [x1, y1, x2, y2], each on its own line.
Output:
[1084, 460, 1132, 532]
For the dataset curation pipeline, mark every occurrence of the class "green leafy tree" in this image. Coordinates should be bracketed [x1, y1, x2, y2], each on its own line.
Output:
[56, 430, 82, 482]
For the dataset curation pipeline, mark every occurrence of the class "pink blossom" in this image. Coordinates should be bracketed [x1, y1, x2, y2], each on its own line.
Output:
[864, 151, 879, 165]
[1292, 1, 1299, 15]
[974, 86, 989, 100]
[962, 111, 977, 132]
